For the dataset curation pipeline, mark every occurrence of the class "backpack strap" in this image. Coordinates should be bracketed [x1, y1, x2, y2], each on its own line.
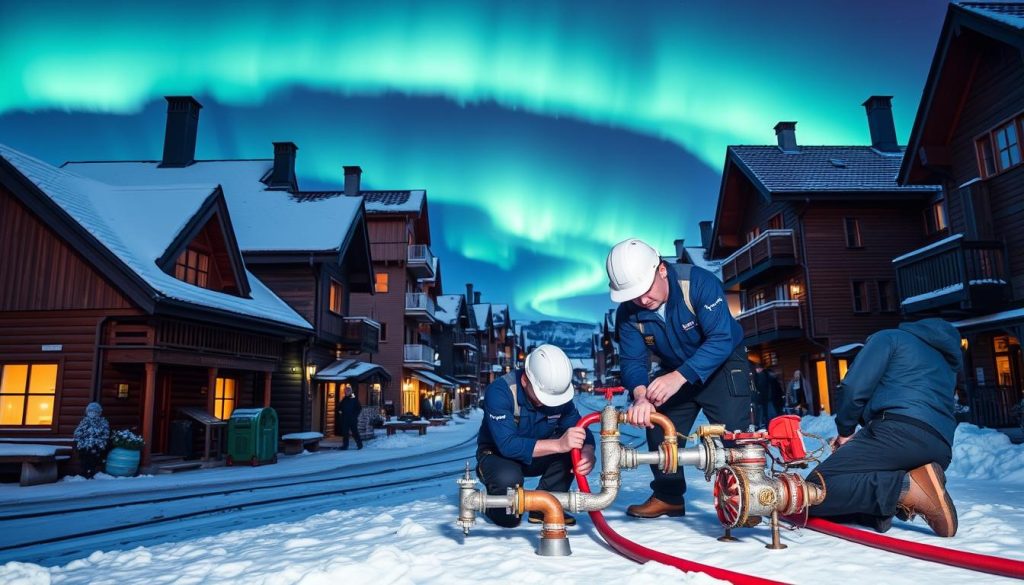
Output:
[501, 371, 521, 424]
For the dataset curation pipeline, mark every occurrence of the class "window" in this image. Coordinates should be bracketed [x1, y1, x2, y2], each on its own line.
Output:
[379, 322, 388, 343]
[923, 198, 948, 235]
[838, 359, 850, 382]
[375, 272, 389, 294]
[976, 115, 1024, 178]
[977, 136, 997, 177]
[877, 280, 898, 312]
[0, 363, 58, 427]
[747, 289, 766, 310]
[329, 279, 344, 315]
[852, 281, 870, 313]
[746, 227, 761, 243]
[767, 213, 784, 230]
[994, 120, 1021, 171]
[844, 218, 862, 248]
[214, 377, 236, 420]
[174, 248, 210, 288]
[762, 351, 778, 367]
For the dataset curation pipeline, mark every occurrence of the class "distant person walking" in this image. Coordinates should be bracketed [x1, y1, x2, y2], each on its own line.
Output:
[336, 390, 363, 450]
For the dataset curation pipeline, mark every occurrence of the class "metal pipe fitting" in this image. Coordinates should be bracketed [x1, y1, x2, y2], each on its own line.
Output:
[521, 488, 572, 556]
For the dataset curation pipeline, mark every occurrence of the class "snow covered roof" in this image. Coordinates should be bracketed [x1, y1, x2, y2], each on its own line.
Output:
[729, 146, 941, 193]
[492, 304, 508, 328]
[953, 308, 1024, 330]
[2, 145, 311, 330]
[960, 2, 1024, 29]
[472, 304, 491, 329]
[362, 190, 425, 214]
[435, 295, 464, 325]
[831, 343, 864, 356]
[315, 359, 390, 382]
[412, 369, 454, 388]
[63, 160, 363, 253]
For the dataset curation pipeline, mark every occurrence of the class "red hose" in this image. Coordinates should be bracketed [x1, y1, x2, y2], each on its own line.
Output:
[572, 413, 789, 585]
[804, 517, 1024, 579]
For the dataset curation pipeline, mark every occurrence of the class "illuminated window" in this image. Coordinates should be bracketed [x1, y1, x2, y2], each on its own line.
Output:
[814, 360, 831, 414]
[923, 198, 948, 235]
[993, 335, 1020, 388]
[214, 377, 236, 420]
[174, 248, 210, 288]
[838, 359, 849, 382]
[329, 279, 344, 315]
[0, 364, 58, 427]
[375, 272, 389, 293]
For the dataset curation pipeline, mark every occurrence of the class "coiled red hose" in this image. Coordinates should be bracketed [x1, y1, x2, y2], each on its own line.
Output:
[804, 517, 1024, 579]
[572, 412, 789, 585]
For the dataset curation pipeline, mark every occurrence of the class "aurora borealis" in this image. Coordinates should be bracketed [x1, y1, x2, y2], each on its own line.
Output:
[0, 0, 950, 322]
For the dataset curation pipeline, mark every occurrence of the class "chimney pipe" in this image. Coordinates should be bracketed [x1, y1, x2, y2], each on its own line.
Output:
[466, 283, 474, 305]
[344, 166, 362, 196]
[160, 96, 202, 168]
[862, 96, 899, 152]
[774, 122, 799, 153]
[699, 221, 713, 250]
[268, 142, 298, 191]
[673, 239, 686, 262]
[474, 291, 481, 305]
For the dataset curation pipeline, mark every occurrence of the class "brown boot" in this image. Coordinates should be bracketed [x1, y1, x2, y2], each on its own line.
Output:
[896, 463, 957, 537]
[626, 496, 685, 519]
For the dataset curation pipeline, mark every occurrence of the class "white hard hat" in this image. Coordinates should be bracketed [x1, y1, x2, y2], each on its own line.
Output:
[524, 344, 574, 407]
[606, 238, 661, 303]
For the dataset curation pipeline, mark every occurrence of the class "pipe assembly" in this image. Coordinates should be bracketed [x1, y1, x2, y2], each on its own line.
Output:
[456, 405, 825, 555]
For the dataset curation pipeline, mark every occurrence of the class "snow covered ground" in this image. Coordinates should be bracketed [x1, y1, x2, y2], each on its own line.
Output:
[2, 395, 1023, 585]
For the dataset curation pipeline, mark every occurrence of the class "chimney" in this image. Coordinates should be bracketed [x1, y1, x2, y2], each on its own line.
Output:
[474, 291, 481, 305]
[774, 122, 799, 153]
[466, 283, 474, 305]
[673, 239, 686, 262]
[344, 166, 362, 196]
[863, 96, 899, 153]
[267, 142, 298, 191]
[160, 96, 202, 167]
[699, 221, 713, 250]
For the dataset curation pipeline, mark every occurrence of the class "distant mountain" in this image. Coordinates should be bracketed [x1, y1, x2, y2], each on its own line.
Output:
[520, 320, 598, 359]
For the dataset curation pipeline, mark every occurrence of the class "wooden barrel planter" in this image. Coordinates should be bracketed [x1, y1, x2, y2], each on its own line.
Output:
[105, 447, 141, 477]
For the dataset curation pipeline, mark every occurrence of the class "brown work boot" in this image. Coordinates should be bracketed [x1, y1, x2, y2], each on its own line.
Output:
[626, 495, 685, 518]
[896, 463, 957, 537]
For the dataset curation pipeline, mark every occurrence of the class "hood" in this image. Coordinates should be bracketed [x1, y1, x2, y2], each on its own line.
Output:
[899, 318, 962, 372]
[86, 402, 103, 417]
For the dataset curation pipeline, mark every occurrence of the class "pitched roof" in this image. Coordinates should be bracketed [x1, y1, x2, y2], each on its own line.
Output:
[472, 304, 492, 329]
[2, 145, 311, 330]
[362, 190, 426, 213]
[492, 304, 509, 328]
[960, 2, 1024, 29]
[728, 146, 940, 194]
[63, 160, 364, 253]
[436, 294, 464, 326]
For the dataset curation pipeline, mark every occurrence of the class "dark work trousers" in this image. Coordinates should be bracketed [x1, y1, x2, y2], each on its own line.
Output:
[646, 347, 752, 505]
[78, 448, 104, 479]
[476, 450, 574, 527]
[338, 421, 363, 450]
[809, 417, 951, 526]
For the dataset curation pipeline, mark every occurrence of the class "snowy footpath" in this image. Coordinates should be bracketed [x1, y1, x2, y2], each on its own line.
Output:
[2, 396, 1024, 585]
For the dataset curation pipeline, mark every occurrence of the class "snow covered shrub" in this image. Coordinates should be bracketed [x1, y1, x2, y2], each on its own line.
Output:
[111, 429, 145, 450]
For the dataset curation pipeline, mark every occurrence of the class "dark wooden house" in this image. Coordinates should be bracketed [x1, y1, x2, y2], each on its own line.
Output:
[435, 293, 479, 412]
[897, 2, 1024, 427]
[707, 97, 942, 413]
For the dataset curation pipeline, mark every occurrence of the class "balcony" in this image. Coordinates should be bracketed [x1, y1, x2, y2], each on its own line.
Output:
[407, 245, 436, 279]
[452, 330, 478, 349]
[338, 317, 380, 354]
[893, 234, 1009, 314]
[720, 230, 797, 288]
[736, 300, 804, 346]
[453, 354, 480, 378]
[404, 344, 437, 369]
[405, 292, 436, 322]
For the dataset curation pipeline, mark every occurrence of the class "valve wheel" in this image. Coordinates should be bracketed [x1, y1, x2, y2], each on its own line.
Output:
[713, 465, 749, 529]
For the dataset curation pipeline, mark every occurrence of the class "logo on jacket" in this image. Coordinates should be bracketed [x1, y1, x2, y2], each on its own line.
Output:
[643, 335, 656, 346]
[489, 413, 507, 421]
[704, 297, 724, 312]
[547, 414, 561, 422]
[681, 320, 696, 331]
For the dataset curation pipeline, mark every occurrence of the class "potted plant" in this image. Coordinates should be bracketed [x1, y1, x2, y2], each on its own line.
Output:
[106, 429, 144, 477]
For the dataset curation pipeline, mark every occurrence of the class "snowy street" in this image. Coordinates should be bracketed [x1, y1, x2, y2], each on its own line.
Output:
[1, 395, 1022, 584]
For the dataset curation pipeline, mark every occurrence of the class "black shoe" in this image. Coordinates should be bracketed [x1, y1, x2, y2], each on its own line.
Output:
[357, 445, 363, 450]
[873, 515, 893, 533]
[527, 510, 576, 526]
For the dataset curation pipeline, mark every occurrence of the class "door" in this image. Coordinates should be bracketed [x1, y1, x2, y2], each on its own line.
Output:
[152, 373, 172, 454]
[813, 359, 832, 414]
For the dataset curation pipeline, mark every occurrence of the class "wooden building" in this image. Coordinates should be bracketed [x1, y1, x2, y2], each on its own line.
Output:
[435, 293, 479, 412]
[707, 97, 942, 413]
[896, 2, 1024, 427]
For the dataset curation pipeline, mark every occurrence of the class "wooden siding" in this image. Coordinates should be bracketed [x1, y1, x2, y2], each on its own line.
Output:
[269, 342, 306, 435]
[247, 264, 316, 324]
[1, 187, 134, 311]
[367, 219, 410, 262]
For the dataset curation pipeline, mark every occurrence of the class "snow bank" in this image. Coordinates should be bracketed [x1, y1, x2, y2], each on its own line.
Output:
[948, 424, 1024, 482]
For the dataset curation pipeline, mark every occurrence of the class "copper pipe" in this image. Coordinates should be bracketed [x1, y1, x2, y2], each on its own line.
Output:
[521, 488, 568, 538]
[617, 411, 677, 438]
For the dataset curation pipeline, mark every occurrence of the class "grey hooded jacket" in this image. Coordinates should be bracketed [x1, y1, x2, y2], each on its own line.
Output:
[834, 318, 962, 444]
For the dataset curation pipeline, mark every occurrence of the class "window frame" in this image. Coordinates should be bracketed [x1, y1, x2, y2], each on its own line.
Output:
[174, 247, 211, 288]
[975, 112, 1024, 179]
[767, 213, 784, 231]
[328, 279, 344, 315]
[375, 272, 389, 294]
[844, 217, 863, 249]
[379, 321, 389, 343]
[0, 362, 60, 429]
[877, 279, 898, 313]
[851, 280, 870, 313]
[214, 377, 236, 420]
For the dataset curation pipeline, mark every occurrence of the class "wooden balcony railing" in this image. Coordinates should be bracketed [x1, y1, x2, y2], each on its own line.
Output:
[893, 234, 1009, 313]
[338, 317, 380, 354]
[110, 320, 283, 361]
[736, 300, 803, 343]
[452, 330, 478, 349]
[720, 230, 797, 288]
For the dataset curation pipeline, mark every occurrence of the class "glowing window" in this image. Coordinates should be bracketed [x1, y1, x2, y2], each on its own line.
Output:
[0, 364, 57, 427]
[375, 272, 389, 294]
[214, 377, 236, 420]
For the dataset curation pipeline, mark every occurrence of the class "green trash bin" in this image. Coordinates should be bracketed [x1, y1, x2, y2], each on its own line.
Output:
[226, 407, 278, 466]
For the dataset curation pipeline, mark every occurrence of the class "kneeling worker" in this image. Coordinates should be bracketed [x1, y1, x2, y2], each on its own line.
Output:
[477, 344, 596, 527]
[809, 318, 960, 536]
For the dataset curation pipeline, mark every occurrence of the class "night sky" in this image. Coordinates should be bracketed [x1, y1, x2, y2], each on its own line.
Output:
[0, 0, 950, 323]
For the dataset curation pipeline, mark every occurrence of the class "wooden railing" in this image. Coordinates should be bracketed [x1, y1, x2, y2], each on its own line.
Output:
[451, 330, 478, 348]
[338, 317, 380, 354]
[893, 235, 1008, 313]
[720, 230, 797, 286]
[736, 300, 802, 339]
[109, 320, 282, 360]
[963, 384, 1021, 428]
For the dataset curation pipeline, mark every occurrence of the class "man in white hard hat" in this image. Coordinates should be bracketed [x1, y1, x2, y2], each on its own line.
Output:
[607, 238, 751, 519]
[476, 344, 596, 527]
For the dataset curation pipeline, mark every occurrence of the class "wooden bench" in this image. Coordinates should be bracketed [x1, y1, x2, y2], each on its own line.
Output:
[428, 417, 450, 427]
[281, 432, 324, 455]
[384, 421, 429, 436]
[0, 443, 72, 486]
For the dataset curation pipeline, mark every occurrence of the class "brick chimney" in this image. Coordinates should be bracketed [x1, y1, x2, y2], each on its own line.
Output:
[474, 291, 481, 304]
[774, 122, 799, 154]
[267, 142, 298, 191]
[466, 283, 474, 305]
[673, 239, 686, 262]
[699, 221, 713, 249]
[344, 166, 362, 196]
[160, 96, 202, 168]
[863, 96, 899, 153]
